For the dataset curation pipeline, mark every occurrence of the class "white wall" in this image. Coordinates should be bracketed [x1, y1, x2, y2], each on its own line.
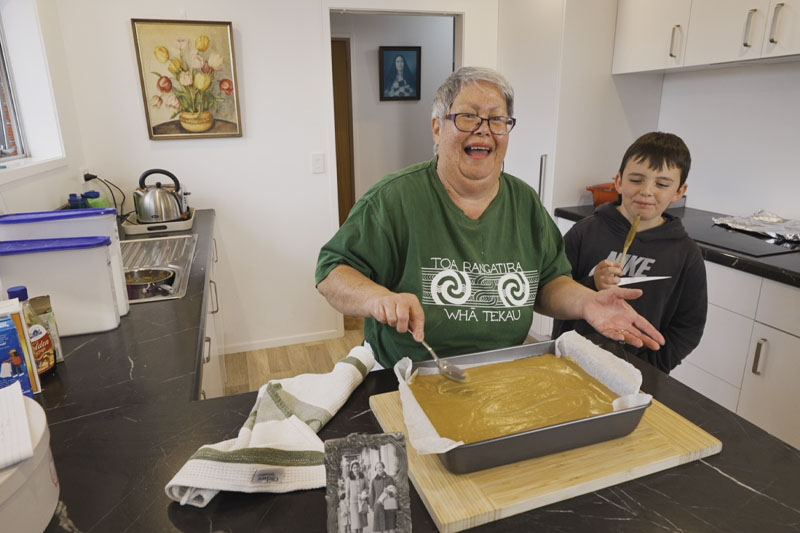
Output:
[330, 13, 453, 198]
[4, 0, 498, 354]
[659, 61, 800, 220]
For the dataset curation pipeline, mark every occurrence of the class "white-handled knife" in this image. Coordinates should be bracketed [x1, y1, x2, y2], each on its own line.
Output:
[618, 276, 670, 286]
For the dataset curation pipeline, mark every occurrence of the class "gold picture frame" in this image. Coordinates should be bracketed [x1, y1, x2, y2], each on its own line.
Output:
[132, 19, 242, 140]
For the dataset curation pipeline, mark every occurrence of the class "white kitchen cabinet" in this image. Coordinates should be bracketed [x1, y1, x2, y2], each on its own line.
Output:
[683, 0, 771, 66]
[761, 0, 800, 57]
[671, 261, 760, 410]
[612, 0, 692, 74]
[672, 261, 800, 449]
[671, 304, 754, 410]
[613, 0, 800, 73]
[737, 279, 800, 449]
[738, 323, 800, 449]
[201, 234, 227, 399]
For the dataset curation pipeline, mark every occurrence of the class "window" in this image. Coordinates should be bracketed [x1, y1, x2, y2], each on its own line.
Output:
[0, 25, 25, 162]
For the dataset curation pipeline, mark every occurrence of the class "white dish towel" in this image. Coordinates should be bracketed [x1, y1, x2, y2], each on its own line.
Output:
[165, 345, 375, 508]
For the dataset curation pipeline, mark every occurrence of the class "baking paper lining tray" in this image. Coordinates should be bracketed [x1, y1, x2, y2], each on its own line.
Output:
[410, 341, 651, 474]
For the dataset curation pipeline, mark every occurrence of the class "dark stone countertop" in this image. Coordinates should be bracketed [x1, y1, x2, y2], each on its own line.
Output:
[40, 210, 800, 532]
[554, 205, 800, 288]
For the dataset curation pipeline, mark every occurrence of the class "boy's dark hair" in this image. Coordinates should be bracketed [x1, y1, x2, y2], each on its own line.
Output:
[619, 132, 691, 186]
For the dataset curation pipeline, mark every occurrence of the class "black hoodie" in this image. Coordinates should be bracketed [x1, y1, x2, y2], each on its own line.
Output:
[552, 203, 707, 373]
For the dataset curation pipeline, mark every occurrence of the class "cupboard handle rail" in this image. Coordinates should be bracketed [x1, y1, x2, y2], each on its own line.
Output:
[769, 3, 785, 43]
[212, 237, 218, 263]
[669, 25, 681, 57]
[752, 338, 767, 375]
[204, 336, 212, 363]
[743, 9, 758, 47]
[538, 154, 547, 197]
[210, 279, 219, 314]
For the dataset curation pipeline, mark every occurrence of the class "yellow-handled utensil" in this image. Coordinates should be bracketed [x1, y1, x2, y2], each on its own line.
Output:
[619, 214, 641, 267]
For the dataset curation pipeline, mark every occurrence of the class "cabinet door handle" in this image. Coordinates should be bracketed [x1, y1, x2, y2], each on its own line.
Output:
[769, 3, 785, 43]
[204, 336, 212, 363]
[751, 338, 767, 375]
[669, 24, 681, 58]
[210, 279, 219, 314]
[743, 9, 758, 47]
[538, 154, 547, 197]
[212, 237, 218, 263]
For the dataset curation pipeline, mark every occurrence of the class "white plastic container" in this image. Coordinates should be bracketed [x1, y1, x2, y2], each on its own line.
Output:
[0, 208, 129, 316]
[0, 237, 120, 336]
[0, 395, 59, 532]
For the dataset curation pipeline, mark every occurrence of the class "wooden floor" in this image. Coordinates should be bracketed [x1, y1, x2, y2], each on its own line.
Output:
[222, 316, 365, 395]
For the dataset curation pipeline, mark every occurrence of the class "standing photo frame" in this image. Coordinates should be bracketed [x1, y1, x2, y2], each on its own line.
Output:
[132, 19, 242, 140]
[324, 432, 410, 533]
[379, 46, 421, 101]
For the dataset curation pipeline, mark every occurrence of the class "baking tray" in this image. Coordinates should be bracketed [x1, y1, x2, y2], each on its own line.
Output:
[411, 341, 651, 474]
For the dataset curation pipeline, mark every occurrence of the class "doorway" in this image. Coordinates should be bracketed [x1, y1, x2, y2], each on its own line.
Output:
[331, 38, 356, 226]
[329, 12, 458, 221]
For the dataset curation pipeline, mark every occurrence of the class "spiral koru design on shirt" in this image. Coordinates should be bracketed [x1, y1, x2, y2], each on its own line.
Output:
[497, 271, 530, 307]
[431, 269, 472, 305]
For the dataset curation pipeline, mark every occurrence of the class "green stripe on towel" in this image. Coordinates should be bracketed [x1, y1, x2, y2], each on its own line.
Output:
[264, 383, 332, 432]
[342, 355, 368, 378]
[191, 446, 325, 467]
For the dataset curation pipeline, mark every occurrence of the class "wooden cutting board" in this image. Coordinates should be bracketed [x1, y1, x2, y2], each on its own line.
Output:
[370, 391, 722, 532]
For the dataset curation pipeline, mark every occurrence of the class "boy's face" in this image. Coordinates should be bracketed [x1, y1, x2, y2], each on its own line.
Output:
[615, 157, 687, 230]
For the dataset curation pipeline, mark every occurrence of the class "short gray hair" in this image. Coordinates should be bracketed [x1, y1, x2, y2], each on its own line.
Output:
[431, 66, 515, 121]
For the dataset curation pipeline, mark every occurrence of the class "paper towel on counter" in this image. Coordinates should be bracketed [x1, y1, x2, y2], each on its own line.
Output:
[554, 331, 652, 410]
[0, 381, 34, 469]
[394, 331, 651, 455]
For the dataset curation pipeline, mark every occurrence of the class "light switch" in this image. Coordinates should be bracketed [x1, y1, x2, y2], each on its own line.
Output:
[311, 153, 325, 174]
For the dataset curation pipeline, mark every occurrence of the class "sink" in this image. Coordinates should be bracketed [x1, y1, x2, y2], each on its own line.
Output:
[120, 234, 197, 303]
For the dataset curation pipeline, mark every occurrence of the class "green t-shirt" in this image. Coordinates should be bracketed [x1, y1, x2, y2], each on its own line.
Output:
[315, 159, 572, 368]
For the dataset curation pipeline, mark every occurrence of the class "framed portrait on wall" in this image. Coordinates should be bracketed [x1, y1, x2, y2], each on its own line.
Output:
[379, 46, 421, 101]
[132, 19, 242, 140]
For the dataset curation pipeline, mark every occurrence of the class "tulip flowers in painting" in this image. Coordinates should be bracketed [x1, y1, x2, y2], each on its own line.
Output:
[133, 19, 242, 139]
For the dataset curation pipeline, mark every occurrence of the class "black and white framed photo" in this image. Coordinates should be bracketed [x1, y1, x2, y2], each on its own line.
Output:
[379, 46, 421, 101]
[324, 432, 410, 533]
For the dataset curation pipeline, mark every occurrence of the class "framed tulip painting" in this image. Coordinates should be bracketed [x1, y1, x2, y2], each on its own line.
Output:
[132, 19, 242, 140]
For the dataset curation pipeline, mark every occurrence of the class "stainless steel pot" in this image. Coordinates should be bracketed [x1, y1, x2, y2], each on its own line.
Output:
[133, 169, 191, 224]
[125, 268, 175, 300]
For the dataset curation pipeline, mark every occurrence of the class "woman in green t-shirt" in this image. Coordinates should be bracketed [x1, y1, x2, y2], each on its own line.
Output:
[316, 67, 664, 368]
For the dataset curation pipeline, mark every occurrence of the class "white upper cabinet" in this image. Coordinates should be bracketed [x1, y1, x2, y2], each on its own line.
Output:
[684, 0, 770, 66]
[612, 0, 692, 74]
[761, 0, 800, 57]
[613, 0, 800, 72]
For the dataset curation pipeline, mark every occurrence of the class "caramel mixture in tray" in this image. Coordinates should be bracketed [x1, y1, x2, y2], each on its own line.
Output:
[408, 354, 618, 444]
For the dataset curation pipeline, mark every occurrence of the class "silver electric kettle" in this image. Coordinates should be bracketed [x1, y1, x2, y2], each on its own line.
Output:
[133, 169, 191, 224]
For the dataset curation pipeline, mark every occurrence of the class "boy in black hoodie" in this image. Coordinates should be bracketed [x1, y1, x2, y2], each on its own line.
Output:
[552, 132, 707, 373]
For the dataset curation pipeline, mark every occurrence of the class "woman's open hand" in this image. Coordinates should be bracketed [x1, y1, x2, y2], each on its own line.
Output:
[582, 287, 665, 350]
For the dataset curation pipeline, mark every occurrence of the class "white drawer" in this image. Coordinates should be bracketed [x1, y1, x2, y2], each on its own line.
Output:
[671, 361, 740, 412]
[756, 279, 800, 338]
[705, 261, 761, 318]
[683, 303, 753, 388]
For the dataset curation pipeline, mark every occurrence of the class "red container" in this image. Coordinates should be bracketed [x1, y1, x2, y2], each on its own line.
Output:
[586, 182, 620, 206]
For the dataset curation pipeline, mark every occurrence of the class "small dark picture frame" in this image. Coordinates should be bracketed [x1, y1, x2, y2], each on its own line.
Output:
[379, 46, 421, 101]
[324, 432, 410, 533]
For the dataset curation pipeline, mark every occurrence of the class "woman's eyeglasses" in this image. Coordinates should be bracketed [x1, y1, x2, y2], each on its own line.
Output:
[445, 113, 516, 135]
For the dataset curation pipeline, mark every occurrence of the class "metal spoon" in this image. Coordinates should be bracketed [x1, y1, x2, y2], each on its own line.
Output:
[411, 332, 467, 382]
